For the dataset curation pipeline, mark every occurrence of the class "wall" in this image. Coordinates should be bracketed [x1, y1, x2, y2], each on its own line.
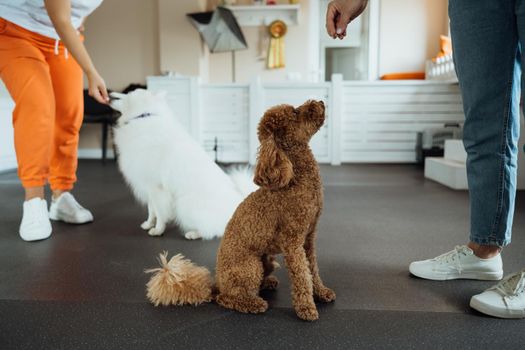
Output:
[82, 0, 449, 86]
[78, 0, 449, 153]
[206, 0, 317, 83]
[378, 0, 449, 76]
[158, 0, 208, 76]
[80, 0, 160, 151]
[81, 0, 448, 89]
[206, 0, 449, 82]
[84, 0, 160, 91]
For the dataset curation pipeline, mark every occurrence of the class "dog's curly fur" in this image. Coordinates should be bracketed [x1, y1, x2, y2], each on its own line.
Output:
[146, 100, 335, 321]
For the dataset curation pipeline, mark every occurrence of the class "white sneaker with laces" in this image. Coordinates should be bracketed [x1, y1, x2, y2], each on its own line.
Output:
[49, 192, 94, 224]
[470, 269, 525, 318]
[409, 245, 503, 281]
[19, 198, 52, 242]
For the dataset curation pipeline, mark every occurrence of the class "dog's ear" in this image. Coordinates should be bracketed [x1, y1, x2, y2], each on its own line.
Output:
[254, 136, 293, 190]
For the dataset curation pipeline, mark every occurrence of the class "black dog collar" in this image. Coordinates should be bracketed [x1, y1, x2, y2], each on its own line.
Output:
[123, 112, 154, 125]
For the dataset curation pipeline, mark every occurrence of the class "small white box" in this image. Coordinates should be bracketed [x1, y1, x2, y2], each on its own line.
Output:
[424, 157, 468, 190]
[444, 139, 467, 163]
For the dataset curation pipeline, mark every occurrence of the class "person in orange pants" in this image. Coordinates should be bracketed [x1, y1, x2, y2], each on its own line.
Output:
[0, 0, 108, 241]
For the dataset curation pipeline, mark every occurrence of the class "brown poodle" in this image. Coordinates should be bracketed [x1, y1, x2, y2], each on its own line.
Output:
[146, 100, 335, 321]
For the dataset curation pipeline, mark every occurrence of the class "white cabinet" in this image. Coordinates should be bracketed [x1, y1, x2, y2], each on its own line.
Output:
[0, 81, 16, 172]
[148, 76, 251, 163]
[200, 85, 250, 162]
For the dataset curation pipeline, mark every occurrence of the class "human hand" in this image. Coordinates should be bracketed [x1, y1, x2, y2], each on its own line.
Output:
[87, 71, 109, 104]
[326, 0, 368, 39]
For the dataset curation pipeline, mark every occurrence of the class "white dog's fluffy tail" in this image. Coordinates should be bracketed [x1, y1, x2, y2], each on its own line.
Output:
[226, 165, 258, 197]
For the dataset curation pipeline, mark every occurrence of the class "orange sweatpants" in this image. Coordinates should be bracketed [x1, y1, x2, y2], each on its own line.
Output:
[0, 18, 83, 190]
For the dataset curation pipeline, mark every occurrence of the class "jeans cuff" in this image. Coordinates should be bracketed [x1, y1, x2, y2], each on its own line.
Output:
[470, 235, 510, 248]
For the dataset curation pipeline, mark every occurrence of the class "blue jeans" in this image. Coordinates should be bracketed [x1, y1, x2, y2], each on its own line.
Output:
[449, 0, 523, 247]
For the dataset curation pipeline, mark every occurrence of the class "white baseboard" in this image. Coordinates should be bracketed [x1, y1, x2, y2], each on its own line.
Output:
[0, 155, 17, 172]
[77, 149, 115, 159]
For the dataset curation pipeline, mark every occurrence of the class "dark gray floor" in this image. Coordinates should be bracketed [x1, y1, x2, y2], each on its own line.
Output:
[1, 161, 524, 349]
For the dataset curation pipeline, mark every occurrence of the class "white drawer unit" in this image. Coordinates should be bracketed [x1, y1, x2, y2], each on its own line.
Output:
[0, 81, 16, 172]
[200, 85, 250, 162]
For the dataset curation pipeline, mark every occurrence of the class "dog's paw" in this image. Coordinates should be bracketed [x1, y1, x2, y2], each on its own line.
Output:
[243, 297, 269, 314]
[295, 304, 319, 321]
[141, 220, 155, 230]
[148, 227, 164, 236]
[261, 275, 279, 291]
[216, 294, 268, 314]
[315, 287, 336, 303]
[184, 231, 202, 240]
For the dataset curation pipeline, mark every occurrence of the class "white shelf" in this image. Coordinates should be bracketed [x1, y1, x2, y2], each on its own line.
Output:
[225, 4, 300, 26]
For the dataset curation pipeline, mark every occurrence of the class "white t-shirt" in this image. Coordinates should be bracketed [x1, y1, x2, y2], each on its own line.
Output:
[0, 0, 103, 39]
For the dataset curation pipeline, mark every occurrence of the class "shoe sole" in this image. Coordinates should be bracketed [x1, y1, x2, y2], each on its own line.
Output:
[49, 212, 93, 224]
[409, 269, 503, 281]
[19, 228, 52, 242]
[470, 297, 525, 319]
[20, 233, 52, 242]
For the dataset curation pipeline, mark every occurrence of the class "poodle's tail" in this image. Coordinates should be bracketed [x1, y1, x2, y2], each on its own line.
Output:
[145, 252, 213, 306]
[226, 164, 258, 198]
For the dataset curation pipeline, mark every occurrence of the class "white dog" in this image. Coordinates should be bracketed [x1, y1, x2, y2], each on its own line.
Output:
[110, 89, 256, 240]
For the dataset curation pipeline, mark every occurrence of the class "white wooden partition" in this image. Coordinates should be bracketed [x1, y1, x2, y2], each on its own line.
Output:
[147, 75, 464, 165]
[340, 81, 464, 163]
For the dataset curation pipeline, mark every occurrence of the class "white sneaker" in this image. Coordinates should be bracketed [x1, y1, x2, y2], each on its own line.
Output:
[49, 192, 94, 224]
[409, 245, 503, 281]
[470, 269, 525, 318]
[19, 198, 52, 242]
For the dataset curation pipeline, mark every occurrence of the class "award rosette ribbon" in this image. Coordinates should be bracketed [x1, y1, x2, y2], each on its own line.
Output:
[267, 20, 287, 69]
